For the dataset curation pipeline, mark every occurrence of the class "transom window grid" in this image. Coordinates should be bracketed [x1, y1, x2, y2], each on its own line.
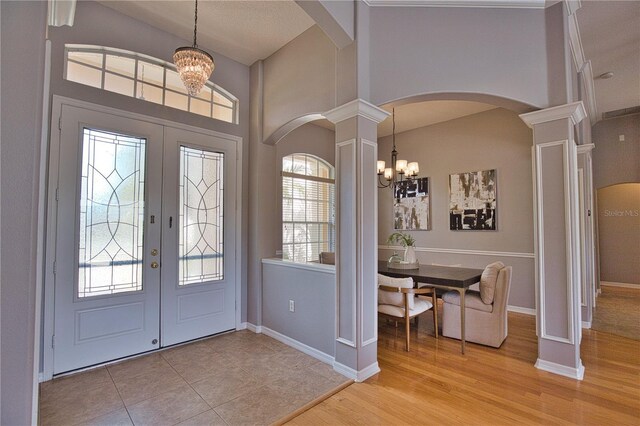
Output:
[179, 146, 224, 286]
[78, 128, 146, 298]
[64, 45, 238, 124]
[282, 154, 335, 263]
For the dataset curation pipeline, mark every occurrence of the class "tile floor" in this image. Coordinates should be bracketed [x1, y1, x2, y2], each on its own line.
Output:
[39, 331, 350, 426]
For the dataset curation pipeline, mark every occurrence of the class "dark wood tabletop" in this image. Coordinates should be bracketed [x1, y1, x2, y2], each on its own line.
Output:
[378, 261, 483, 288]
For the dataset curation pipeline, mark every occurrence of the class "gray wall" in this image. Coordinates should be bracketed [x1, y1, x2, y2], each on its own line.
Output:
[377, 108, 536, 309]
[263, 25, 337, 142]
[592, 114, 640, 189]
[1, 2, 47, 423]
[262, 261, 336, 357]
[369, 6, 550, 109]
[597, 183, 640, 285]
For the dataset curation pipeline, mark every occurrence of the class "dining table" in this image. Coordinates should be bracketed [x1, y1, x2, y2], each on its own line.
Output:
[378, 261, 484, 354]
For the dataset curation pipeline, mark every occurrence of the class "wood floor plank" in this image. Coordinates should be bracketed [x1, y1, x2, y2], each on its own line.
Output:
[288, 312, 640, 425]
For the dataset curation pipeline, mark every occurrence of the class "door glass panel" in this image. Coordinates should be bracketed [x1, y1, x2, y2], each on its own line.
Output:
[179, 146, 224, 285]
[79, 128, 146, 298]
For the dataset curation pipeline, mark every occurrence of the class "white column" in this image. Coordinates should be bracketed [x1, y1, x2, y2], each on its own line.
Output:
[577, 144, 596, 326]
[520, 102, 587, 380]
[324, 99, 389, 381]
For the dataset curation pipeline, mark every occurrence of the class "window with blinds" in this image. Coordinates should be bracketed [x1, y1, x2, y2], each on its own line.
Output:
[282, 154, 335, 263]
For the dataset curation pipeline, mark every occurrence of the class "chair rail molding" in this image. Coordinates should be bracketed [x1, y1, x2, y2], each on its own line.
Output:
[378, 245, 535, 259]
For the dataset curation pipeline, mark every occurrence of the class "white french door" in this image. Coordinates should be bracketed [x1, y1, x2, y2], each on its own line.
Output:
[48, 100, 237, 375]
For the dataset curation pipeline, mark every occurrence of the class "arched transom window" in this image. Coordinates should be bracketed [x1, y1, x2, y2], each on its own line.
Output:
[282, 154, 335, 263]
[64, 44, 238, 124]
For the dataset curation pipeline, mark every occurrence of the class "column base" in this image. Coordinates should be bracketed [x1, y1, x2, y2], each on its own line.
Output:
[333, 361, 380, 382]
[535, 358, 585, 380]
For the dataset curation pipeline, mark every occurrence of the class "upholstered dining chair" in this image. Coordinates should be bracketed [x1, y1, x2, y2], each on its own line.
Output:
[378, 274, 438, 351]
[442, 262, 512, 348]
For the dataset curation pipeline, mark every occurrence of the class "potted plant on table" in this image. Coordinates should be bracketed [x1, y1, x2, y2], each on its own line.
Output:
[387, 232, 417, 264]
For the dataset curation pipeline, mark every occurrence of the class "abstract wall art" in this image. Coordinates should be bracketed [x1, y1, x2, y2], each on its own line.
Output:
[394, 177, 430, 230]
[449, 169, 497, 231]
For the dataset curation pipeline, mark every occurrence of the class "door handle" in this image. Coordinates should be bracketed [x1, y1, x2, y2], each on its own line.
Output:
[150, 261, 159, 269]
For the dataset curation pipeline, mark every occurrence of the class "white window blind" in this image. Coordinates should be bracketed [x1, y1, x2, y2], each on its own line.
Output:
[282, 154, 335, 263]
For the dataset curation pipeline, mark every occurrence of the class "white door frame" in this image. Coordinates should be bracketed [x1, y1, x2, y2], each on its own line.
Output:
[42, 95, 244, 380]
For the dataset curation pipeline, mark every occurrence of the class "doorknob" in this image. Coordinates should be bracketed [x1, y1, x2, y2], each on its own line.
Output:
[150, 261, 159, 269]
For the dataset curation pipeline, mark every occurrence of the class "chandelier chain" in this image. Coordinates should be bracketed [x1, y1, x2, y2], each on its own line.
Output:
[193, 0, 199, 47]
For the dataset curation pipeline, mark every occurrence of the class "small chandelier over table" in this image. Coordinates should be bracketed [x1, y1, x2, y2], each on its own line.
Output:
[377, 108, 420, 192]
[173, 0, 214, 96]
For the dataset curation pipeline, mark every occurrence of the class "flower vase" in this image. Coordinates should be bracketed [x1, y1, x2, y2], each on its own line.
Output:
[404, 245, 417, 264]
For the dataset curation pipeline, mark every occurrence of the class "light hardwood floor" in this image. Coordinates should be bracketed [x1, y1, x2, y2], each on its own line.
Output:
[289, 311, 640, 425]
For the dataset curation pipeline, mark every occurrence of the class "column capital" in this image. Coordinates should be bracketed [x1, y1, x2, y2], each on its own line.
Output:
[324, 99, 390, 124]
[520, 102, 587, 128]
[577, 143, 595, 153]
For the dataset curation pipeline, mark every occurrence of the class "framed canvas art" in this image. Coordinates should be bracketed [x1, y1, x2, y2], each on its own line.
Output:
[449, 169, 497, 230]
[394, 177, 430, 230]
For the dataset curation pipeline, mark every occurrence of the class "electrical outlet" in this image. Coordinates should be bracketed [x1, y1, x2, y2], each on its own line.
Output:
[289, 300, 295, 312]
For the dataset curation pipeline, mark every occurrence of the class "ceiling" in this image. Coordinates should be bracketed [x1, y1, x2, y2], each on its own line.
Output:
[576, 1, 640, 116]
[99, 0, 638, 122]
[99, 1, 315, 66]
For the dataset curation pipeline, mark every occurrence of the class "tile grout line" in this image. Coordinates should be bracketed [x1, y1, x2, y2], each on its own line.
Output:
[104, 366, 136, 426]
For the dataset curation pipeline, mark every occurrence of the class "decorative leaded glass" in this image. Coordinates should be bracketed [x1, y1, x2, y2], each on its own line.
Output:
[179, 146, 224, 285]
[78, 128, 146, 297]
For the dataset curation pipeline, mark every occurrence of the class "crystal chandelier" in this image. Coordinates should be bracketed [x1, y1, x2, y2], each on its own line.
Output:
[173, 0, 214, 96]
[377, 108, 420, 191]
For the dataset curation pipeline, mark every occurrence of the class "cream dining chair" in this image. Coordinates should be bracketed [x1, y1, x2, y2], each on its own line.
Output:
[378, 274, 438, 351]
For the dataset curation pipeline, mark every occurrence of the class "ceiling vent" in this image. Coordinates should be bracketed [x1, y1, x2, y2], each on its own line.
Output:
[602, 106, 640, 120]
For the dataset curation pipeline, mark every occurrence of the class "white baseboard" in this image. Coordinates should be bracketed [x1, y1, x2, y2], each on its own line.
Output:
[236, 322, 247, 331]
[260, 326, 335, 366]
[245, 323, 263, 333]
[333, 361, 380, 382]
[507, 305, 536, 316]
[600, 281, 640, 289]
[39, 372, 45, 383]
[582, 321, 592, 329]
[535, 358, 584, 380]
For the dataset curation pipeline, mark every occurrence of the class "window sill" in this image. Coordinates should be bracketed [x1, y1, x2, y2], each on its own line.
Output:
[261, 258, 336, 274]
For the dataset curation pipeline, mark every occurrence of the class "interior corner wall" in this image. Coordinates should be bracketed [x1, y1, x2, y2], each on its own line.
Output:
[368, 6, 549, 109]
[377, 108, 535, 309]
[592, 114, 640, 189]
[1, 1, 47, 424]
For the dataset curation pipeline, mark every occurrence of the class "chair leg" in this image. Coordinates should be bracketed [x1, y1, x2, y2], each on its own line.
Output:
[404, 293, 411, 351]
[432, 291, 439, 338]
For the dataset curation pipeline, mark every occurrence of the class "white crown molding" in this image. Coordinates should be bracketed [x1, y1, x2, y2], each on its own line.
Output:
[535, 358, 585, 380]
[378, 245, 535, 259]
[324, 99, 390, 124]
[362, 0, 545, 8]
[576, 143, 594, 153]
[580, 61, 599, 124]
[565, 0, 582, 16]
[567, 11, 585, 70]
[519, 101, 587, 128]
